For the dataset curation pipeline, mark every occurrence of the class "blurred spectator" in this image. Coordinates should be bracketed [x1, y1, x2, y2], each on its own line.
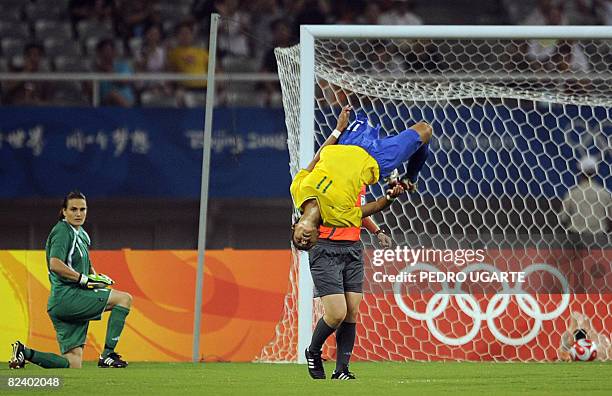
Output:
[115, 0, 160, 40]
[261, 20, 291, 74]
[547, 39, 590, 72]
[93, 38, 135, 107]
[402, 40, 445, 72]
[251, 0, 286, 60]
[69, 0, 114, 34]
[359, 3, 382, 24]
[192, 0, 215, 21]
[3, 43, 54, 105]
[215, 0, 252, 59]
[501, 0, 538, 24]
[291, 0, 331, 37]
[522, 0, 570, 25]
[167, 21, 208, 91]
[523, 3, 590, 72]
[378, 0, 423, 25]
[134, 23, 171, 97]
[560, 156, 612, 236]
[559, 156, 611, 291]
[596, 0, 612, 24]
[135, 23, 167, 73]
[333, 1, 359, 24]
[259, 19, 292, 106]
[565, 0, 599, 25]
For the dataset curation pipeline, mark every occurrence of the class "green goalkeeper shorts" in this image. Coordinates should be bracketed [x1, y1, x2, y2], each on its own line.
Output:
[47, 287, 111, 354]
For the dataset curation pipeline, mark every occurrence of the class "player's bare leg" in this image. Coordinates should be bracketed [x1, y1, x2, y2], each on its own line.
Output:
[63, 346, 83, 368]
[105, 289, 133, 310]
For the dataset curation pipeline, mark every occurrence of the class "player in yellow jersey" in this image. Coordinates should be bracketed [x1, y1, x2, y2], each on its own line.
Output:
[291, 106, 432, 250]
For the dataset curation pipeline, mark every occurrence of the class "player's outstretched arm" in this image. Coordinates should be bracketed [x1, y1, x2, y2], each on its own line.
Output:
[360, 184, 404, 218]
[305, 105, 352, 171]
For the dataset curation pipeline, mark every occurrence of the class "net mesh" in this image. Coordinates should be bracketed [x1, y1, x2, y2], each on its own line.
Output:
[259, 35, 612, 362]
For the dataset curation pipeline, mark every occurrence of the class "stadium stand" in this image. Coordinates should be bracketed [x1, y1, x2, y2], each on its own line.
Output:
[0, 0, 609, 107]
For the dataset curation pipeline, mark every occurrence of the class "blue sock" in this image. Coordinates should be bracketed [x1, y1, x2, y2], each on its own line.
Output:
[405, 143, 429, 182]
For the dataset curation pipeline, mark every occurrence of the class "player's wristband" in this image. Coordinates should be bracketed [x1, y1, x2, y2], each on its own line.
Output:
[78, 273, 88, 287]
[331, 129, 341, 139]
[385, 194, 396, 202]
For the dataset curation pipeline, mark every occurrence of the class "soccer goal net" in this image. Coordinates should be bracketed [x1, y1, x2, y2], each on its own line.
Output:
[260, 26, 612, 362]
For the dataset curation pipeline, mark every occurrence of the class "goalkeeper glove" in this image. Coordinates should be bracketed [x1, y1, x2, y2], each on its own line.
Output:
[78, 273, 114, 289]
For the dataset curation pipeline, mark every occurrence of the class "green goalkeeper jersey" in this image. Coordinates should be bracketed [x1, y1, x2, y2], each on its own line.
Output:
[45, 220, 92, 306]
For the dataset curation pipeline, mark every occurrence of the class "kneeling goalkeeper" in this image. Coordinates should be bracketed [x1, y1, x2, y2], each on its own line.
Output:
[9, 191, 132, 369]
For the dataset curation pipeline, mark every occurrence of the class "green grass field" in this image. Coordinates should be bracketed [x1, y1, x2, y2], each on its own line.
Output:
[2, 361, 611, 395]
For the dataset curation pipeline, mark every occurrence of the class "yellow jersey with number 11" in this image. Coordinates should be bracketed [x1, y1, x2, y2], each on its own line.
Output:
[290, 145, 379, 227]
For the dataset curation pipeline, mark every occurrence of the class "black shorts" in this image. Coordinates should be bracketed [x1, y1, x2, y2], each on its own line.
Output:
[308, 239, 364, 298]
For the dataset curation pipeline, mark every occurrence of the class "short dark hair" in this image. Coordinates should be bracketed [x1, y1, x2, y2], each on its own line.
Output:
[269, 18, 288, 32]
[290, 217, 299, 249]
[144, 22, 164, 38]
[58, 190, 86, 220]
[175, 20, 195, 34]
[24, 42, 44, 55]
[290, 213, 311, 251]
[95, 38, 115, 53]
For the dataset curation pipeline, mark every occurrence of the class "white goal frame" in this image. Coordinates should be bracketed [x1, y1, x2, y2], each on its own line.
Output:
[296, 24, 612, 364]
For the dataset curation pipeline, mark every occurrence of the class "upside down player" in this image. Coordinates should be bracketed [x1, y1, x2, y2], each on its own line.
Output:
[9, 191, 132, 369]
[305, 184, 393, 380]
[291, 105, 432, 250]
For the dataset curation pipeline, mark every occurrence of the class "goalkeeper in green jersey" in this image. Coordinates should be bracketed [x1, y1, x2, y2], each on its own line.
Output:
[9, 191, 132, 369]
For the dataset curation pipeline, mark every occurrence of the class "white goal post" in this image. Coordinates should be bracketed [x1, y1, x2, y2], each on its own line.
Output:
[263, 25, 612, 363]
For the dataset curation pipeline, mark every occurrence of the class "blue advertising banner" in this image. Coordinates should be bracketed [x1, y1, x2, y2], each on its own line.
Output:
[1, 105, 609, 199]
[0, 107, 290, 198]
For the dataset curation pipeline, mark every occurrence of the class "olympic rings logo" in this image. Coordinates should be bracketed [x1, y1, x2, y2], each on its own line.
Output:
[393, 263, 570, 346]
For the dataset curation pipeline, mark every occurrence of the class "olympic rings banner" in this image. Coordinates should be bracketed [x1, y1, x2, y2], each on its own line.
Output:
[1, 249, 611, 362]
[331, 246, 612, 361]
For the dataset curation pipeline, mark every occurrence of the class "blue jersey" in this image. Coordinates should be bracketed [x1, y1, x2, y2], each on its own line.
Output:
[339, 111, 423, 178]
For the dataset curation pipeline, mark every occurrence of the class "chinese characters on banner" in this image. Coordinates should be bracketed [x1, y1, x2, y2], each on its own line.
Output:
[65, 129, 151, 156]
[0, 107, 290, 198]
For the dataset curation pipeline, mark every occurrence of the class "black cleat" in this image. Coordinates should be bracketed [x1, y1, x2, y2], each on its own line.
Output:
[304, 348, 325, 379]
[9, 341, 26, 369]
[331, 368, 356, 380]
[98, 352, 128, 368]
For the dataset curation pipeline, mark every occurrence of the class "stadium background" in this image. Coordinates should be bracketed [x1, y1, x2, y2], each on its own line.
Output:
[1, 0, 611, 363]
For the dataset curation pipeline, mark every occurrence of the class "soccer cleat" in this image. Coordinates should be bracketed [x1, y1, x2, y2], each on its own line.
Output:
[331, 368, 356, 380]
[304, 348, 325, 379]
[98, 352, 128, 368]
[9, 341, 26, 369]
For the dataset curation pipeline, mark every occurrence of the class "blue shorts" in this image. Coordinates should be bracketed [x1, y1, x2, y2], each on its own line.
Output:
[339, 120, 423, 178]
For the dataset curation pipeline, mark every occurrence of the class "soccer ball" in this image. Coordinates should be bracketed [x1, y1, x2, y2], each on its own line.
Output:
[570, 339, 598, 361]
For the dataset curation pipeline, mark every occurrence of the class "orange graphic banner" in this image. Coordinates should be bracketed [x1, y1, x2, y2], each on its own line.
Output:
[0, 250, 291, 362]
